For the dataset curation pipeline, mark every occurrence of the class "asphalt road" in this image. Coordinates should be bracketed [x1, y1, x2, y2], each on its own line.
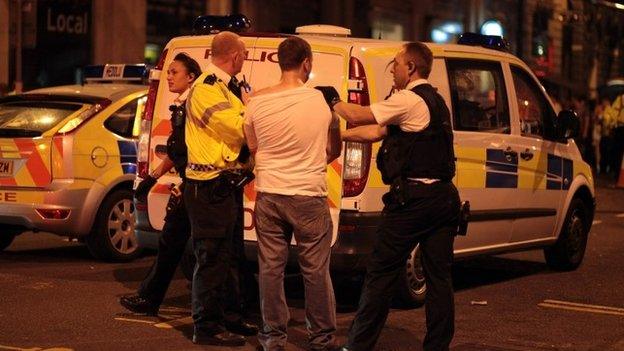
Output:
[0, 179, 623, 351]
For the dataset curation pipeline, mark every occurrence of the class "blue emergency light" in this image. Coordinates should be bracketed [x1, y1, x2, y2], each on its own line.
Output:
[193, 14, 251, 35]
[83, 64, 148, 83]
[457, 32, 510, 52]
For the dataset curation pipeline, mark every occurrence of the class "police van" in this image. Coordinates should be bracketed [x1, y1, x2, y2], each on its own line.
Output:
[0, 65, 148, 261]
[135, 16, 595, 306]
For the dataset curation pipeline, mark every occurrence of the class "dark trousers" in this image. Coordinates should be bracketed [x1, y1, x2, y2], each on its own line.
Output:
[138, 184, 190, 306]
[599, 136, 614, 174]
[184, 179, 245, 335]
[347, 182, 460, 351]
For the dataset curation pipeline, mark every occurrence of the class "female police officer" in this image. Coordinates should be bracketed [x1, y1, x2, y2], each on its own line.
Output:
[119, 53, 200, 315]
[317, 42, 460, 351]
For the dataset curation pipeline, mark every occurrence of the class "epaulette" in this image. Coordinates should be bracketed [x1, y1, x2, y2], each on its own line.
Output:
[203, 74, 217, 85]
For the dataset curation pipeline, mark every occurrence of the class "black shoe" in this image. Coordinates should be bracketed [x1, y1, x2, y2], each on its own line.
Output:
[225, 321, 259, 336]
[192, 331, 246, 346]
[119, 295, 159, 316]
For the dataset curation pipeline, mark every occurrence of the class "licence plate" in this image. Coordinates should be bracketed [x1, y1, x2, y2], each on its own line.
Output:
[0, 159, 13, 176]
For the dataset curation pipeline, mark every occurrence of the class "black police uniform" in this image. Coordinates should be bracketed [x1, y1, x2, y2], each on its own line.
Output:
[347, 84, 461, 351]
[136, 102, 191, 307]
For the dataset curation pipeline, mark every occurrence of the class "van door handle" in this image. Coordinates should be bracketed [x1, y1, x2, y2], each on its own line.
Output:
[503, 147, 518, 162]
[520, 148, 534, 161]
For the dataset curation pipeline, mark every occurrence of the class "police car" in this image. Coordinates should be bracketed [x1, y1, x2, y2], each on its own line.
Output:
[136, 16, 595, 305]
[0, 64, 147, 261]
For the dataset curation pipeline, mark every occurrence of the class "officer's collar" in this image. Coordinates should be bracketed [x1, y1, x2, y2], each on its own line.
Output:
[174, 89, 190, 106]
[207, 63, 236, 85]
[404, 79, 429, 91]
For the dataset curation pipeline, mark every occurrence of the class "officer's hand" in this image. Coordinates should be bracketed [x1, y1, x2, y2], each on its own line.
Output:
[134, 175, 157, 203]
[314, 86, 341, 110]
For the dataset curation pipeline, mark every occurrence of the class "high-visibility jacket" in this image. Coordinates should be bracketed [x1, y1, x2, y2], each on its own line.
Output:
[185, 70, 245, 181]
[604, 94, 624, 129]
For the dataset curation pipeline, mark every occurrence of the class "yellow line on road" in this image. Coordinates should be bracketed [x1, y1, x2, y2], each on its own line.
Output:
[154, 316, 193, 329]
[616, 213, 624, 218]
[539, 303, 624, 317]
[592, 220, 602, 225]
[0, 346, 41, 351]
[543, 299, 624, 313]
[114, 317, 156, 324]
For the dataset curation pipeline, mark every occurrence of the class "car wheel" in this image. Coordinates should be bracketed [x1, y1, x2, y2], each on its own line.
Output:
[180, 239, 195, 281]
[86, 189, 142, 261]
[0, 225, 24, 251]
[394, 244, 426, 308]
[544, 198, 589, 271]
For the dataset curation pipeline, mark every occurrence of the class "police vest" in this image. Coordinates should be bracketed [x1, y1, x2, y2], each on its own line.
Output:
[376, 83, 455, 184]
[167, 103, 188, 178]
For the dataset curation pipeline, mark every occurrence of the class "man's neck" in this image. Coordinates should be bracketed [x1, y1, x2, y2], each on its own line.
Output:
[212, 61, 234, 77]
[278, 71, 305, 89]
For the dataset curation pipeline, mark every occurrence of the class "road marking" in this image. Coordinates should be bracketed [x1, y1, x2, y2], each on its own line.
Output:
[114, 317, 156, 324]
[154, 316, 193, 329]
[539, 299, 624, 316]
[592, 220, 602, 225]
[0, 346, 73, 351]
[616, 213, 624, 218]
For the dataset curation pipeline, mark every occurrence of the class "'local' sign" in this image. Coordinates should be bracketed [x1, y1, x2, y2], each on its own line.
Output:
[46, 8, 88, 34]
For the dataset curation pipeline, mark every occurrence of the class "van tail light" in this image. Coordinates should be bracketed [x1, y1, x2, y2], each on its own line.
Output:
[138, 49, 168, 178]
[342, 57, 372, 198]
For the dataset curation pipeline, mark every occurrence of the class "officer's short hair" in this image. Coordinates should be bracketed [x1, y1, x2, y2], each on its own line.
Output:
[277, 37, 312, 71]
[403, 42, 433, 79]
[173, 53, 202, 81]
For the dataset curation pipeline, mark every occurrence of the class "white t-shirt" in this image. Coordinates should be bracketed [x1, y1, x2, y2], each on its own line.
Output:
[244, 86, 332, 197]
[370, 79, 431, 132]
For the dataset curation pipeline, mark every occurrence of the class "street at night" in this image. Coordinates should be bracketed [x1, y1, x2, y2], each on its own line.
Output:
[0, 177, 622, 351]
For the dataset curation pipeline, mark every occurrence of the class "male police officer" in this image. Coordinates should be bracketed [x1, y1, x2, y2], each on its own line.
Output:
[317, 42, 460, 351]
[184, 31, 256, 347]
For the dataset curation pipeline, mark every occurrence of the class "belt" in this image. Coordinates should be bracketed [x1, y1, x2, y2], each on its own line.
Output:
[187, 162, 216, 172]
[406, 177, 440, 184]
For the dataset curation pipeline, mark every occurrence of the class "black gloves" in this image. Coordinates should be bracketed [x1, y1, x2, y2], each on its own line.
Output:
[134, 175, 157, 203]
[314, 86, 341, 111]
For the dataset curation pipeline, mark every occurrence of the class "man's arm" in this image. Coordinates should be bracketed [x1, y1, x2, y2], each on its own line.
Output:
[342, 124, 387, 142]
[188, 83, 245, 145]
[326, 113, 342, 163]
[333, 101, 377, 126]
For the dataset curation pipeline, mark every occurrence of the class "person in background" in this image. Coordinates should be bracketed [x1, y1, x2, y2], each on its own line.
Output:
[120, 52, 201, 316]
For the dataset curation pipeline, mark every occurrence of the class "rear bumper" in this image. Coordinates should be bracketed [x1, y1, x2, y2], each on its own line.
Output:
[136, 208, 382, 273]
[0, 180, 92, 236]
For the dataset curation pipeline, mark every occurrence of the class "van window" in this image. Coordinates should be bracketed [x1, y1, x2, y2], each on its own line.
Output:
[105, 96, 146, 138]
[510, 66, 556, 139]
[447, 59, 510, 133]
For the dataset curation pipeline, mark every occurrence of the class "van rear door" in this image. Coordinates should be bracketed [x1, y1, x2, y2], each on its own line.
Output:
[243, 37, 348, 244]
[146, 37, 257, 231]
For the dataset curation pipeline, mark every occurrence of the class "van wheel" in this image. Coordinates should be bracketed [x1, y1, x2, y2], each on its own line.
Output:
[544, 198, 589, 271]
[0, 226, 23, 251]
[394, 244, 426, 308]
[180, 239, 195, 281]
[86, 189, 142, 261]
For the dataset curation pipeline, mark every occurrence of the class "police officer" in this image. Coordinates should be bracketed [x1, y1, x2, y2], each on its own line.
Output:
[317, 42, 460, 351]
[184, 31, 256, 347]
[120, 52, 201, 315]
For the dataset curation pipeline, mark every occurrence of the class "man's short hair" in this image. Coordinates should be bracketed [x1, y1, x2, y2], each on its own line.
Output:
[277, 37, 312, 71]
[211, 31, 242, 59]
[403, 42, 433, 79]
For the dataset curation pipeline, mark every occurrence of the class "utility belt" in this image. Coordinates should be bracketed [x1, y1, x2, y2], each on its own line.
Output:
[186, 169, 255, 198]
[386, 177, 470, 236]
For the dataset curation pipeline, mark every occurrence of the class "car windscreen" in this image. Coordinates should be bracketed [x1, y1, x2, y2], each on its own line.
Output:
[0, 101, 86, 137]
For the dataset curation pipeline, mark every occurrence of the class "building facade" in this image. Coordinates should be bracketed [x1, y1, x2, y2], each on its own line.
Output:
[2, 0, 623, 97]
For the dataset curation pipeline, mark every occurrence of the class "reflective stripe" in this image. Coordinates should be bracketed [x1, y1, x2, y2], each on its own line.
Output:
[202, 101, 231, 123]
[187, 163, 216, 172]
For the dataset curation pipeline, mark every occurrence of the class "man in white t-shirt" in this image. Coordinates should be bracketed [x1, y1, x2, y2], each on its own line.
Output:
[244, 36, 341, 351]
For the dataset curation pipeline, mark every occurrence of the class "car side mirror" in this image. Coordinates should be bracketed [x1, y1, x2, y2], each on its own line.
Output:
[556, 109, 580, 141]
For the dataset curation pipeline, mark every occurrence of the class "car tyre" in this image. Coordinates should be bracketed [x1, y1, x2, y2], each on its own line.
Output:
[86, 189, 142, 261]
[544, 198, 589, 271]
[394, 244, 426, 309]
